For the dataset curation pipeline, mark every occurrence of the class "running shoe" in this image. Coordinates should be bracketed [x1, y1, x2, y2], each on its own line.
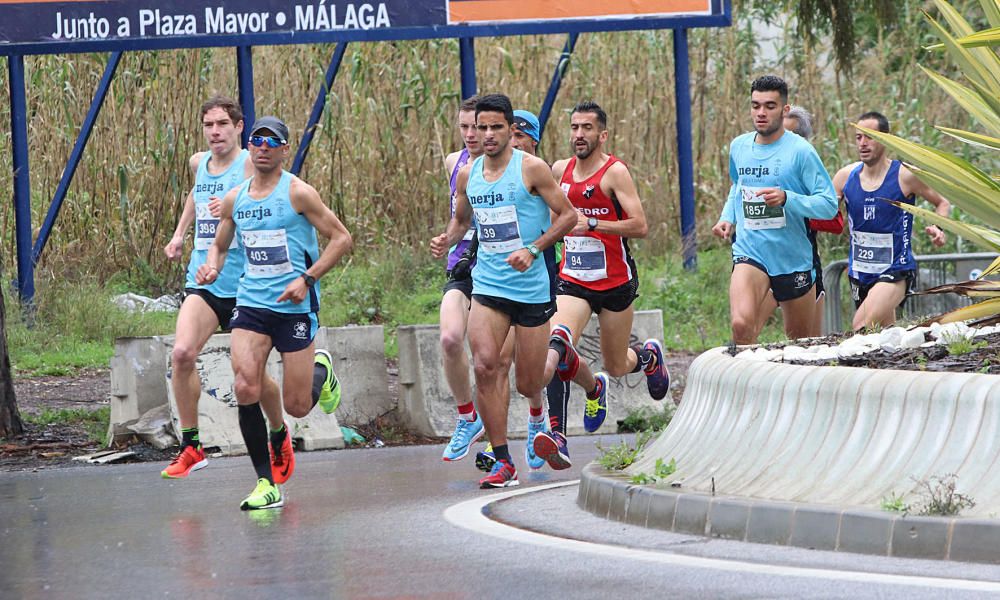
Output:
[643, 339, 671, 401]
[550, 324, 580, 382]
[442, 414, 484, 461]
[479, 459, 519, 488]
[525, 418, 549, 470]
[475, 443, 496, 473]
[583, 372, 609, 433]
[270, 423, 296, 485]
[315, 350, 342, 414]
[240, 478, 283, 511]
[533, 430, 571, 470]
[161, 444, 208, 479]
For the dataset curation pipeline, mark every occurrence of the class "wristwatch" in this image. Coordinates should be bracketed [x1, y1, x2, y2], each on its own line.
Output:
[526, 244, 540, 259]
[587, 217, 598, 231]
[302, 273, 317, 287]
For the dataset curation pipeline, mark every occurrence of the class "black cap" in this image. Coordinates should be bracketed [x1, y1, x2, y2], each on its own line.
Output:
[249, 116, 289, 143]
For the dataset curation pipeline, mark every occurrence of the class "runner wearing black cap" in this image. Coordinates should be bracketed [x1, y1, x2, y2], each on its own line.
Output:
[197, 115, 353, 510]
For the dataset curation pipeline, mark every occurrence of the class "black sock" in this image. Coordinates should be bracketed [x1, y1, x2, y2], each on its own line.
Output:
[238, 403, 273, 483]
[311, 362, 329, 408]
[632, 345, 655, 373]
[269, 423, 287, 454]
[545, 373, 570, 435]
[181, 427, 200, 448]
[548, 337, 568, 362]
[492, 444, 512, 463]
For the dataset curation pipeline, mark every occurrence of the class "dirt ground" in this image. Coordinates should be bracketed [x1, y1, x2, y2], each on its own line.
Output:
[1, 352, 700, 472]
[757, 331, 1000, 374]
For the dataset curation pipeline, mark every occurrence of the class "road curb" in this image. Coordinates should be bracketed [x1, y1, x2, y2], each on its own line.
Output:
[578, 463, 1000, 564]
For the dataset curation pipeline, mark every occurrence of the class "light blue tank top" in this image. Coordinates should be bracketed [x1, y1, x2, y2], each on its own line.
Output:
[467, 149, 553, 304]
[232, 171, 320, 314]
[185, 149, 249, 296]
[844, 160, 915, 284]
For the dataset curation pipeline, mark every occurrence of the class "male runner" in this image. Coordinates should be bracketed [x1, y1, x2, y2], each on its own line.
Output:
[834, 111, 950, 331]
[531, 101, 670, 472]
[729, 105, 841, 339]
[474, 108, 550, 473]
[511, 109, 540, 155]
[430, 94, 576, 488]
[198, 116, 353, 509]
[161, 95, 253, 479]
[438, 96, 487, 463]
[711, 76, 838, 345]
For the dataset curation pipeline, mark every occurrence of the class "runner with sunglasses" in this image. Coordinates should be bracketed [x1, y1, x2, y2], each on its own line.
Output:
[197, 116, 353, 510]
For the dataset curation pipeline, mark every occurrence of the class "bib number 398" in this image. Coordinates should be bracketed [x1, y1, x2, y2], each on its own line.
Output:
[242, 229, 293, 277]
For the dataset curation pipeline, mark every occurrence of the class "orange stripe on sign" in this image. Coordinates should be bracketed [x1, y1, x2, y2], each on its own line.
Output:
[448, 0, 711, 23]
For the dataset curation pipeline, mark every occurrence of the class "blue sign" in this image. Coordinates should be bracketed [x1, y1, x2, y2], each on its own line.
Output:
[0, 0, 728, 55]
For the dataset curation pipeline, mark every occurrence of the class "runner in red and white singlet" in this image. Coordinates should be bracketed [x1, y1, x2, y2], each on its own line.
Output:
[531, 101, 671, 472]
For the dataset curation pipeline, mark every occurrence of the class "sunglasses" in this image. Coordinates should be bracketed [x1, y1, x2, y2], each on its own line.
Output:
[249, 135, 285, 148]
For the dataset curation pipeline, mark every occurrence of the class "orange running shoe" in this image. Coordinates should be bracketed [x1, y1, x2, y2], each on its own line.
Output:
[161, 445, 208, 479]
[270, 423, 296, 485]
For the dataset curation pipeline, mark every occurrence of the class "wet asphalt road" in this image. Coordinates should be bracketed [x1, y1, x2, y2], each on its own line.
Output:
[3, 436, 1000, 599]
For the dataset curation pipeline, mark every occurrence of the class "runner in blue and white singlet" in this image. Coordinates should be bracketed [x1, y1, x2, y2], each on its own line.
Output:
[197, 115, 354, 511]
[161, 96, 255, 481]
[844, 159, 914, 284]
[832, 111, 950, 331]
[430, 94, 577, 490]
[466, 147, 556, 304]
[231, 171, 321, 315]
[185, 148, 249, 298]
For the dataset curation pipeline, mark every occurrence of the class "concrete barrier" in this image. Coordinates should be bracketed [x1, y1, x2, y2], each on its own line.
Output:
[578, 348, 1000, 562]
[111, 325, 390, 454]
[397, 310, 666, 438]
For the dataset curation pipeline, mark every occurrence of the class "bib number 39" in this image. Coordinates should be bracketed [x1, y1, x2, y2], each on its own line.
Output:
[474, 205, 522, 253]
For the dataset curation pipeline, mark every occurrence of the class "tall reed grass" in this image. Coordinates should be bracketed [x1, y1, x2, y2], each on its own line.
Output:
[0, 3, 980, 294]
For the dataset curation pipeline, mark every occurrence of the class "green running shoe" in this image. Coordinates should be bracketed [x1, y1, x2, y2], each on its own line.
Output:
[315, 349, 342, 414]
[240, 478, 283, 511]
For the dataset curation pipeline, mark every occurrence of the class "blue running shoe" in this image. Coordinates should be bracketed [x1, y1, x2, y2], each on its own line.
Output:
[532, 430, 571, 471]
[475, 444, 496, 473]
[525, 418, 548, 470]
[583, 372, 609, 433]
[643, 339, 670, 401]
[550, 324, 580, 382]
[442, 414, 484, 462]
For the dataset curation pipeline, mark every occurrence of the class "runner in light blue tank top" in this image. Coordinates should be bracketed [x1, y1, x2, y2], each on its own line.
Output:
[185, 148, 249, 297]
[430, 94, 578, 489]
[467, 148, 554, 304]
[231, 171, 321, 314]
[196, 115, 354, 510]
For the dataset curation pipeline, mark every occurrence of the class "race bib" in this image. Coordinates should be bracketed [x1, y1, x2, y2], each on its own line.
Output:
[851, 230, 894, 274]
[741, 186, 785, 230]
[194, 204, 237, 250]
[462, 227, 476, 241]
[563, 236, 608, 281]
[242, 229, 293, 277]
[474, 205, 522, 253]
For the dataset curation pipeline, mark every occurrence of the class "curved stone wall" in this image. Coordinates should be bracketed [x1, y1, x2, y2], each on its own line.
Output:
[630, 348, 1000, 516]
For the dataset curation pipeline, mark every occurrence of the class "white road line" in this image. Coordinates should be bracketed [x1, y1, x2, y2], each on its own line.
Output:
[443, 480, 1000, 593]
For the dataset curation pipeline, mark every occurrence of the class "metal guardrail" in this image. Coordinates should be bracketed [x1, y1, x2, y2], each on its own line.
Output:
[822, 252, 998, 334]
